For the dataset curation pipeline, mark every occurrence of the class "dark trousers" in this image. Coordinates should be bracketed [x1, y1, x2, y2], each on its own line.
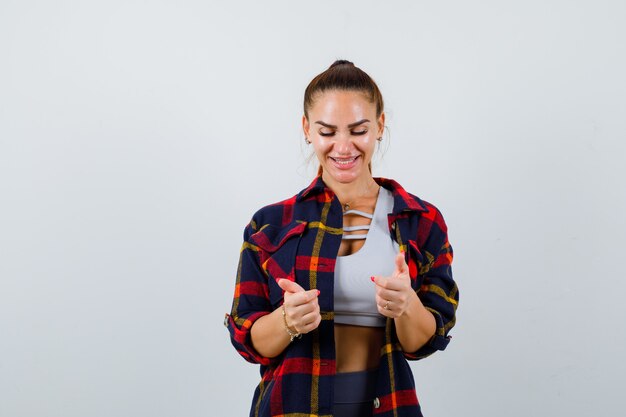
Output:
[334, 369, 378, 417]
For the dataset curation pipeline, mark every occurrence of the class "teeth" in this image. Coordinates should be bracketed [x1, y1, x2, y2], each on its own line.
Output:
[332, 157, 357, 165]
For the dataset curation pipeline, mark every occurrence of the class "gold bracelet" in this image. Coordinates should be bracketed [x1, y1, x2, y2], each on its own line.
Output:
[281, 304, 301, 342]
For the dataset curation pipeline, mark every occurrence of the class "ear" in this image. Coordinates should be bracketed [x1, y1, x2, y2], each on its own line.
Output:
[377, 112, 385, 137]
[302, 115, 310, 138]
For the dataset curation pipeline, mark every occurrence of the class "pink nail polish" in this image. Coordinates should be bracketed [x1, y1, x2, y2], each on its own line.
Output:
[370, 276, 376, 282]
[317, 290, 321, 296]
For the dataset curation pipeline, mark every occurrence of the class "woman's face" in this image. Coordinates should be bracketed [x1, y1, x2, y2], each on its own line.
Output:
[303, 90, 385, 186]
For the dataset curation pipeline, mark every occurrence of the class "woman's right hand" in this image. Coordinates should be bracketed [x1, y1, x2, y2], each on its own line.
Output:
[277, 278, 321, 335]
[249, 279, 321, 357]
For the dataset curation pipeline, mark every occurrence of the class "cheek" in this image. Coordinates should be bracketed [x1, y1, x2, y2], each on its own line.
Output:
[356, 135, 376, 153]
[312, 138, 332, 155]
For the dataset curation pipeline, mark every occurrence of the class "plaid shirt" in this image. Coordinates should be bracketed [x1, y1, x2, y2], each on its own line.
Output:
[225, 175, 458, 417]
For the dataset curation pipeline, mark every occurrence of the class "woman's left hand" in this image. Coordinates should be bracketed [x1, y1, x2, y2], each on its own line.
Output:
[371, 252, 417, 319]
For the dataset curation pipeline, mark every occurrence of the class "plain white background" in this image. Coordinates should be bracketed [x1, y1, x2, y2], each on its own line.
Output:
[1, 1, 625, 416]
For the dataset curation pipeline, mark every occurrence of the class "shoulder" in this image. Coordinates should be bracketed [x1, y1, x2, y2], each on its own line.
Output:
[240, 192, 311, 256]
[246, 176, 329, 233]
[379, 177, 446, 218]
[245, 194, 299, 234]
[378, 177, 449, 234]
[411, 194, 449, 233]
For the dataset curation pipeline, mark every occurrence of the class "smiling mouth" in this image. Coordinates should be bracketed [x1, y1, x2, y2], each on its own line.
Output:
[330, 156, 359, 165]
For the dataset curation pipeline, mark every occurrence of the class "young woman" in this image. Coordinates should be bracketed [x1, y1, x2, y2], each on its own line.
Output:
[225, 60, 458, 417]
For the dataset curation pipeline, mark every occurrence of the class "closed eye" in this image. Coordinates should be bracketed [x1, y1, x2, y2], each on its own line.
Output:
[318, 129, 367, 136]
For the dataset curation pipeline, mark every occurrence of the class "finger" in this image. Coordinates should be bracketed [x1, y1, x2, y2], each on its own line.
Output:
[277, 278, 305, 293]
[306, 288, 321, 302]
[379, 278, 407, 293]
[285, 289, 320, 307]
[370, 275, 389, 287]
[300, 306, 321, 327]
[376, 297, 394, 317]
[371, 275, 401, 290]
[375, 286, 397, 300]
[286, 303, 313, 322]
[299, 311, 322, 333]
[394, 252, 408, 276]
[377, 294, 403, 318]
[287, 303, 321, 332]
[375, 284, 406, 305]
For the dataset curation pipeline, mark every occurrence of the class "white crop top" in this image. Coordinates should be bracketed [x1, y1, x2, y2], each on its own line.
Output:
[334, 187, 399, 327]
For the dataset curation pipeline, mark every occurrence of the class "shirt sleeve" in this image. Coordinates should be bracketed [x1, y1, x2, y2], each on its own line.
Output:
[404, 209, 459, 361]
[224, 221, 273, 366]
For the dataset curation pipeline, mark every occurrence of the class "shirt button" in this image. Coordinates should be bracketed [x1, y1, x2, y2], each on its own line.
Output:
[373, 397, 380, 409]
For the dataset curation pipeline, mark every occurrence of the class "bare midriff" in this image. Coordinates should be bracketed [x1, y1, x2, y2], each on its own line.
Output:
[334, 324, 384, 373]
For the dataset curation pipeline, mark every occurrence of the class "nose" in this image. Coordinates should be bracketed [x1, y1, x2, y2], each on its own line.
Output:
[331, 132, 355, 154]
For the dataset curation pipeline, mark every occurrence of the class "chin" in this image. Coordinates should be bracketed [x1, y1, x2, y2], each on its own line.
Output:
[326, 169, 363, 184]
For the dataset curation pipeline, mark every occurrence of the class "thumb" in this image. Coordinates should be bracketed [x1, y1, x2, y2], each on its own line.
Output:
[277, 278, 305, 293]
[394, 252, 408, 275]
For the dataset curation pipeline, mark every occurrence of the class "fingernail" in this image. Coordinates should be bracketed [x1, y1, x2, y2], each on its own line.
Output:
[370, 276, 376, 282]
[316, 290, 321, 296]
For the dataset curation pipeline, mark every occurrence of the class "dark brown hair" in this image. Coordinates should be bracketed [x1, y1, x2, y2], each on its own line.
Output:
[303, 60, 384, 119]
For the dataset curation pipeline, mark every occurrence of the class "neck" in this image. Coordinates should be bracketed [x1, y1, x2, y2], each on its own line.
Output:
[321, 173, 379, 205]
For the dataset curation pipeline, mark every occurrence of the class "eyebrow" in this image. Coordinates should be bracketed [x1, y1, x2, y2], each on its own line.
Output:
[314, 119, 370, 129]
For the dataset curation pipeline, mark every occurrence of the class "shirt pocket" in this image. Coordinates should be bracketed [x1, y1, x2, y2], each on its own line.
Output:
[249, 220, 308, 308]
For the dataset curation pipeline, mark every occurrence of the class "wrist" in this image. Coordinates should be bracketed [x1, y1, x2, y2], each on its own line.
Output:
[281, 304, 301, 342]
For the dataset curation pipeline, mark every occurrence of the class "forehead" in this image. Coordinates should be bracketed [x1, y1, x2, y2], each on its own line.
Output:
[308, 89, 376, 118]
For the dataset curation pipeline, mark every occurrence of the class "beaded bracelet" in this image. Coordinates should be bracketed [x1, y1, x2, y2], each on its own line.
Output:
[281, 304, 302, 342]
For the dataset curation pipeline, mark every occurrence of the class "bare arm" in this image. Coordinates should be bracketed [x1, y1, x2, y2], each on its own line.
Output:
[392, 289, 436, 352]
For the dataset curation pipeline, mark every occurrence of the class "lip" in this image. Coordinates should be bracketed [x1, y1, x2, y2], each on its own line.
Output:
[329, 155, 360, 170]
